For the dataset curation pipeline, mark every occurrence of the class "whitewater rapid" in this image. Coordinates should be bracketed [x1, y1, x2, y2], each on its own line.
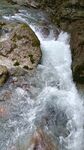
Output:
[2, 10, 84, 150]
[33, 28, 84, 150]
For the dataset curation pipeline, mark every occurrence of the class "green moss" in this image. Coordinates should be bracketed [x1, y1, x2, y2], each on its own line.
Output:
[12, 33, 17, 42]
[12, 33, 23, 42]
[23, 65, 33, 70]
[23, 66, 29, 70]
[20, 24, 29, 29]
[0, 42, 2, 48]
[0, 65, 9, 86]
[14, 60, 20, 66]
[0, 75, 7, 86]
[0, 22, 6, 28]
[29, 54, 35, 64]
[32, 38, 40, 47]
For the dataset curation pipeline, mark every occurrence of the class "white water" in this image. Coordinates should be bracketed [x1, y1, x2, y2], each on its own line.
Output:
[32, 29, 84, 150]
[2, 12, 84, 150]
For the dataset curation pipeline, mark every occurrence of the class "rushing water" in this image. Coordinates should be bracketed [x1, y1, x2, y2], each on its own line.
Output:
[0, 2, 84, 150]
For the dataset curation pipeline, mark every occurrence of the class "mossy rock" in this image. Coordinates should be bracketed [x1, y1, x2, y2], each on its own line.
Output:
[0, 21, 42, 71]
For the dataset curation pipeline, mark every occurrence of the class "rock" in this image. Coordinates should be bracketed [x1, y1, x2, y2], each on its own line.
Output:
[0, 65, 9, 86]
[0, 21, 42, 71]
[44, 0, 84, 85]
[28, 128, 58, 150]
[10, 128, 58, 150]
[0, 90, 12, 101]
[7, 0, 40, 8]
[0, 106, 9, 118]
[70, 20, 84, 84]
[40, 106, 69, 138]
[48, 0, 84, 85]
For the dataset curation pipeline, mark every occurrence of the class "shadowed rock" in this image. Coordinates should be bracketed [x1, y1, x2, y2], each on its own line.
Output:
[0, 65, 9, 86]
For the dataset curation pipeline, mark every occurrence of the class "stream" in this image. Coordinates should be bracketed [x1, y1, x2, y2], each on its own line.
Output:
[0, 1, 84, 150]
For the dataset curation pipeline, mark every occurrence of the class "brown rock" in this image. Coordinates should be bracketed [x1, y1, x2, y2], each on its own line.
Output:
[10, 128, 58, 150]
[7, 0, 40, 8]
[29, 128, 58, 150]
[70, 20, 84, 84]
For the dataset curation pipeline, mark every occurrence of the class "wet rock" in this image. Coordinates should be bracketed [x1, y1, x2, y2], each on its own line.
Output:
[46, 0, 84, 85]
[0, 21, 42, 71]
[0, 106, 8, 118]
[34, 0, 84, 86]
[70, 20, 84, 84]
[0, 90, 12, 101]
[7, 0, 40, 8]
[28, 128, 58, 150]
[10, 128, 58, 150]
[49, 1, 84, 85]
[35, 103, 70, 139]
[0, 65, 9, 86]
[38, 22, 59, 39]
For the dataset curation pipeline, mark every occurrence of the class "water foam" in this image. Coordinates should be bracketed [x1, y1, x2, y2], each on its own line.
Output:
[32, 26, 84, 150]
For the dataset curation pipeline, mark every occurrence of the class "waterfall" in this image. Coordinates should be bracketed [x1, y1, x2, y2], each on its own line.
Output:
[31, 26, 84, 150]
[1, 10, 84, 150]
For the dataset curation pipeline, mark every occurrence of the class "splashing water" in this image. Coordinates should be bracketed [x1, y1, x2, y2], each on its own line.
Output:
[32, 28, 84, 150]
[0, 9, 84, 150]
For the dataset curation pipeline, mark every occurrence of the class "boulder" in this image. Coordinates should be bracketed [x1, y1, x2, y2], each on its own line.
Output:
[0, 21, 42, 71]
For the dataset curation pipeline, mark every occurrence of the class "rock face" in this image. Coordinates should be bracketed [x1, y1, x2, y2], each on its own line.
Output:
[0, 21, 41, 71]
[51, 0, 84, 85]
[70, 20, 84, 84]
[0, 65, 9, 86]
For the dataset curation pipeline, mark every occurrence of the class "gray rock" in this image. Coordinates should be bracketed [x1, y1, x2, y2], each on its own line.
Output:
[0, 21, 42, 71]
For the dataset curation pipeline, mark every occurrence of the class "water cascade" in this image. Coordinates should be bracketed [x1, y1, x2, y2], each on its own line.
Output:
[0, 8, 84, 150]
